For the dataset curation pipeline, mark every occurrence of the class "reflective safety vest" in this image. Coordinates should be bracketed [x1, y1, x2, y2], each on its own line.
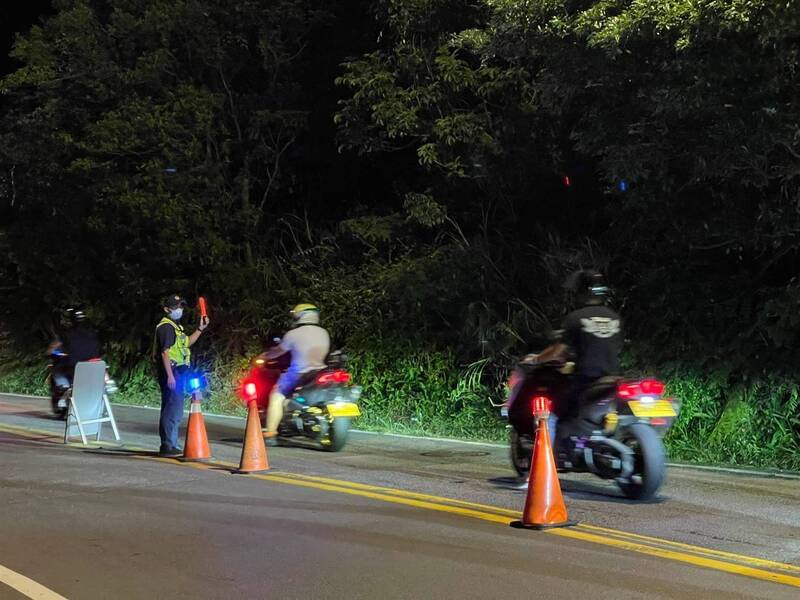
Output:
[156, 317, 191, 367]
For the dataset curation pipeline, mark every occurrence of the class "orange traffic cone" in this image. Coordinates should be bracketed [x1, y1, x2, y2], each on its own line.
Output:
[181, 394, 212, 462]
[511, 407, 575, 530]
[234, 400, 269, 474]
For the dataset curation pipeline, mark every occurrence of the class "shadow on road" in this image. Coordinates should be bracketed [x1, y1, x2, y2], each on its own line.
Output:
[81, 448, 163, 458]
[3, 409, 64, 421]
[487, 475, 668, 504]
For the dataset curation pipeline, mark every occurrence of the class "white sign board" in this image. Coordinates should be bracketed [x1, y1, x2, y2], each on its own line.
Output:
[64, 360, 120, 445]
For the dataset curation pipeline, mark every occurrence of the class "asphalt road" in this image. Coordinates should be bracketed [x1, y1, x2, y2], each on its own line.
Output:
[1, 392, 799, 599]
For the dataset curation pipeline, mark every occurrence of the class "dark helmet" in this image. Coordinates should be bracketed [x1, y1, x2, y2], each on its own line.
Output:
[63, 307, 88, 326]
[565, 270, 609, 305]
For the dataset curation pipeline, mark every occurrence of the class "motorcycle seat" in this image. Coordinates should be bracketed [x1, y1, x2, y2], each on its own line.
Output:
[579, 376, 623, 403]
[293, 368, 327, 391]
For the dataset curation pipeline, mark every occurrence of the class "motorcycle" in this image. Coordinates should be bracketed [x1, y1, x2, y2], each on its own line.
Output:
[46, 347, 118, 419]
[240, 348, 362, 452]
[502, 360, 680, 500]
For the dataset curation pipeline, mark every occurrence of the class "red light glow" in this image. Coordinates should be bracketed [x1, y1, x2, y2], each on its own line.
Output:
[531, 395, 551, 415]
[316, 370, 351, 385]
[640, 379, 665, 395]
[618, 379, 666, 399]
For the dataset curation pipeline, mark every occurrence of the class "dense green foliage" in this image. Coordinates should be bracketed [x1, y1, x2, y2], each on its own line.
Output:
[1, 1, 800, 469]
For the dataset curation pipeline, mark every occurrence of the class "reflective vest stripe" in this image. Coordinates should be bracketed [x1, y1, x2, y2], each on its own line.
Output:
[156, 318, 191, 367]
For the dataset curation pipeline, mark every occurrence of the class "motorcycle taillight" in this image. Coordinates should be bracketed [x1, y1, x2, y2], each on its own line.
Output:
[618, 379, 665, 399]
[640, 379, 665, 395]
[317, 370, 351, 385]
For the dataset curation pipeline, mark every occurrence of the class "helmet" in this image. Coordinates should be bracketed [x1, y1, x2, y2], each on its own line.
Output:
[63, 307, 87, 326]
[565, 270, 609, 305]
[291, 303, 320, 326]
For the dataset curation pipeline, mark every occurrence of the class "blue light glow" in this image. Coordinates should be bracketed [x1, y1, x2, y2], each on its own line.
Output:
[189, 377, 201, 390]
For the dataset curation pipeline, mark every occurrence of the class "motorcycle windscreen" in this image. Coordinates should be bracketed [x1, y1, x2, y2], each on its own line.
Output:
[67, 360, 107, 437]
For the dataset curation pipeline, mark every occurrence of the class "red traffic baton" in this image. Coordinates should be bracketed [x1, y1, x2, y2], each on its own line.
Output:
[198, 296, 208, 319]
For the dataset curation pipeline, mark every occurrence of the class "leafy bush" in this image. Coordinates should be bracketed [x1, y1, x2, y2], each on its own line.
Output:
[3, 337, 800, 471]
[0, 361, 48, 396]
[347, 337, 504, 441]
[665, 371, 800, 471]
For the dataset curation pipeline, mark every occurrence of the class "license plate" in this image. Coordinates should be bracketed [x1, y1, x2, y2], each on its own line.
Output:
[327, 403, 361, 418]
[629, 399, 676, 418]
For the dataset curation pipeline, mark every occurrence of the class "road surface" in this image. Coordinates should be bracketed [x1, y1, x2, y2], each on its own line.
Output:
[0, 392, 798, 599]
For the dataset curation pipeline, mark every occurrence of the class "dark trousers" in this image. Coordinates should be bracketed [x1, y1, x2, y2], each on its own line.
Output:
[158, 366, 187, 450]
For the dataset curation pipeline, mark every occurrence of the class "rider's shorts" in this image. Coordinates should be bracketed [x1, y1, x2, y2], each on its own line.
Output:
[276, 371, 301, 396]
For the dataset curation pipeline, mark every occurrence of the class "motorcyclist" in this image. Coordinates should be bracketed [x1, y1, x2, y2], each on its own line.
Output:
[510, 270, 623, 439]
[262, 303, 331, 444]
[49, 308, 101, 388]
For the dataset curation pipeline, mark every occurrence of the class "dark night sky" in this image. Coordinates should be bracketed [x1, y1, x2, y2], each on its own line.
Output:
[0, 1, 53, 76]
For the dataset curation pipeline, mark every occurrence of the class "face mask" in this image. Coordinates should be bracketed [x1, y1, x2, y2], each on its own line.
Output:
[169, 308, 183, 321]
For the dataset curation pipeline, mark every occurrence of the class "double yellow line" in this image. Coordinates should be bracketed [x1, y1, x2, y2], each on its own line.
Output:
[2, 422, 799, 589]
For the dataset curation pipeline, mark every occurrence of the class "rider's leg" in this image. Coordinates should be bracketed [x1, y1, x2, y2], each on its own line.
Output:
[547, 413, 558, 441]
[263, 370, 299, 436]
[264, 389, 285, 437]
[53, 373, 71, 388]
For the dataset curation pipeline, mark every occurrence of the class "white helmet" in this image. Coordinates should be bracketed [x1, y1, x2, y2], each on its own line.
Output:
[291, 303, 320, 326]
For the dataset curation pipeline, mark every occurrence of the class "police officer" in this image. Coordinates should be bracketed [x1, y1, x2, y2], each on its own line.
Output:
[154, 294, 210, 457]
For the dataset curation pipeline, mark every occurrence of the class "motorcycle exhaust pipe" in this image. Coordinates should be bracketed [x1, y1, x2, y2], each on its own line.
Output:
[585, 435, 635, 480]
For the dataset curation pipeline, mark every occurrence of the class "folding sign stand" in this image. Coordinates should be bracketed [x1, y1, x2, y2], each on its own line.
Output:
[63, 360, 120, 445]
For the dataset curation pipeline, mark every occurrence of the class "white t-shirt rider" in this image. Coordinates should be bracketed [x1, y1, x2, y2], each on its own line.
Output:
[280, 324, 330, 380]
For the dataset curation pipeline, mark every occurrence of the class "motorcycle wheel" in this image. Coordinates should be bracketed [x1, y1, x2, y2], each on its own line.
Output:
[51, 391, 69, 420]
[617, 423, 665, 500]
[324, 417, 350, 452]
[510, 430, 532, 477]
